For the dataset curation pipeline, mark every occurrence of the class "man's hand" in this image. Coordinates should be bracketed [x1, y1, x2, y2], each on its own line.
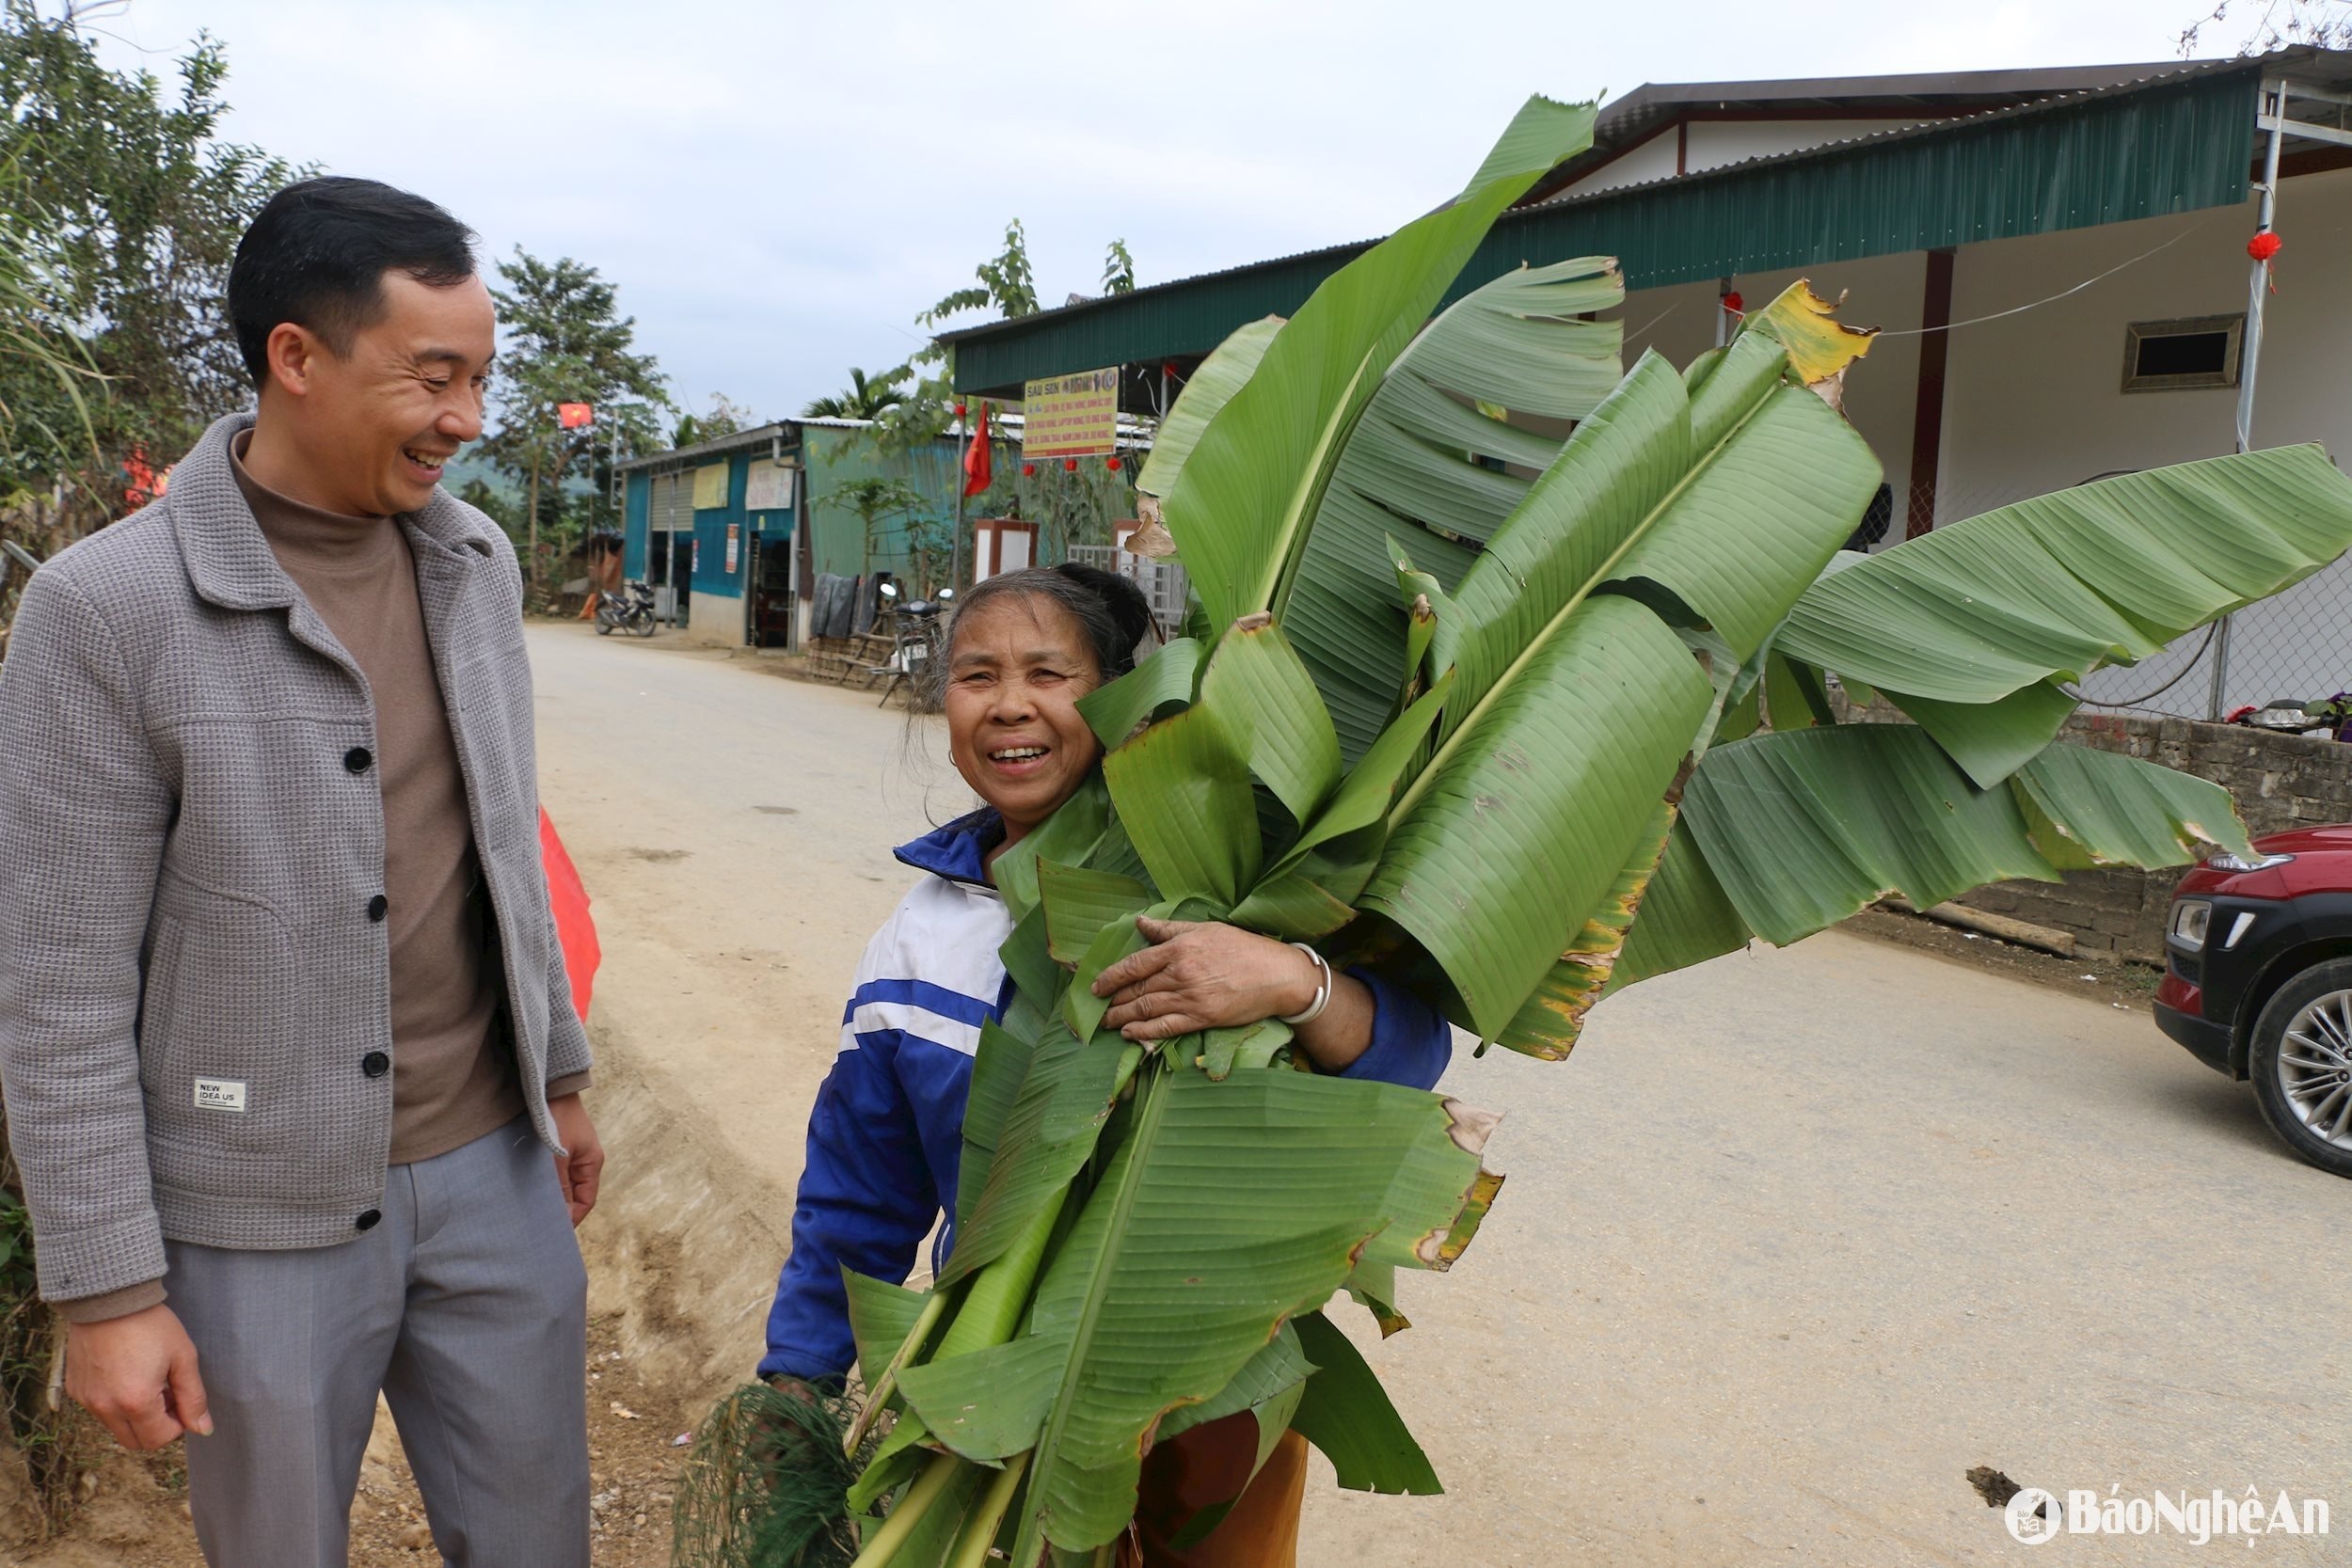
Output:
[548, 1091, 604, 1227]
[65, 1303, 211, 1451]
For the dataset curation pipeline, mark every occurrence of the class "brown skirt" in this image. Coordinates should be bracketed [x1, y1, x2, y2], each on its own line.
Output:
[1119, 1413, 1309, 1568]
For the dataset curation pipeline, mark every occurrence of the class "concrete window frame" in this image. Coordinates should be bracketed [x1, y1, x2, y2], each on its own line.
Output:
[2121, 312, 2245, 394]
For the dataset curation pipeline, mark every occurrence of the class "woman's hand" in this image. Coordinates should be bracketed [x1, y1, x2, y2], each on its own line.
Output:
[1092, 917, 1320, 1041]
[1094, 917, 1378, 1069]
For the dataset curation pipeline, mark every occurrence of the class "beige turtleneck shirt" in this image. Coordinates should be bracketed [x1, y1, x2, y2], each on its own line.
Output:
[62, 441, 586, 1324]
[229, 433, 541, 1166]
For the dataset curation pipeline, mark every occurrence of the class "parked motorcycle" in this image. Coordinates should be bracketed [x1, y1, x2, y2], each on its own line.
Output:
[871, 581, 955, 707]
[2225, 692, 2352, 740]
[595, 580, 659, 638]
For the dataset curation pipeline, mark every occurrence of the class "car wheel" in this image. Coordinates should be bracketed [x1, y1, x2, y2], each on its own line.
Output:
[2249, 957, 2352, 1179]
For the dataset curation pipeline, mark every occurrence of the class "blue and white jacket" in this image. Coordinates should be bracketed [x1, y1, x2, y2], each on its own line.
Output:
[758, 808, 1456, 1383]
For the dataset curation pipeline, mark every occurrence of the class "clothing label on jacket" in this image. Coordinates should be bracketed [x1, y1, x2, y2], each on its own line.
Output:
[193, 1078, 247, 1113]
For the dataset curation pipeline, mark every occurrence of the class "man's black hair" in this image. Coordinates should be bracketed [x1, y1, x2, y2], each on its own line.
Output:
[228, 177, 479, 388]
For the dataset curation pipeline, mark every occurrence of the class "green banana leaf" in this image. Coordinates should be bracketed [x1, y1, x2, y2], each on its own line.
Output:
[1358, 332, 1879, 1037]
[1280, 257, 1626, 760]
[1615, 724, 2255, 981]
[1158, 94, 1597, 632]
[894, 1067, 1500, 1560]
[1776, 446, 2352, 786]
[1135, 318, 1283, 502]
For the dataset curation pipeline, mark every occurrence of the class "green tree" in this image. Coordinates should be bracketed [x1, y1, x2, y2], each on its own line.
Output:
[1101, 238, 1136, 295]
[673, 390, 753, 449]
[477, 247, 669, 594]
[802, 365, 909, 421]
[820, 475, 924, 583]
[0, 0, 299, 549]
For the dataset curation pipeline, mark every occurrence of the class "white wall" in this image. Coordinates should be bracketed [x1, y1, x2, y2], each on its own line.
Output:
[1682, 118, 1928, 172]
[1939, 167, 2352, 716]
[1562, 132, 1679, 197]
[1560, 118, 1935, 198]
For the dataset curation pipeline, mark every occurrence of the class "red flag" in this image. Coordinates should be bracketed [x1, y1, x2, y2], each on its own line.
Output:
[539, 808, 600, 1022]
[558, 403, 595, 430]
[962, 401, 992, 497]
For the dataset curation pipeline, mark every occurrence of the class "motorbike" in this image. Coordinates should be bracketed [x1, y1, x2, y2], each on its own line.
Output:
[871, 581, 955, 707]
[595, 579, 659, 638]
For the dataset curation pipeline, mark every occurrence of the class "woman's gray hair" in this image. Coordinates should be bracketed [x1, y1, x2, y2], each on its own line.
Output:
[933, 564, 1154, 696]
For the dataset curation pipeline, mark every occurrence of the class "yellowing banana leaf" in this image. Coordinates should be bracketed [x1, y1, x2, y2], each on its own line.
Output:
[1159, 94, 1597, 631]
[1490, 800, 1677, 1060]
[1740, 278, 1878, 388]
[1367, 595, 1712, 1037]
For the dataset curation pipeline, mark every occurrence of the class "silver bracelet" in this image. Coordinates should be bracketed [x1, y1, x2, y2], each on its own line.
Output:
[1279, 942, 1333, 1026]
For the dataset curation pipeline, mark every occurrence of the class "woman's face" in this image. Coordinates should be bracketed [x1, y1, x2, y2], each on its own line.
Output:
[945, 594, 1106, 844]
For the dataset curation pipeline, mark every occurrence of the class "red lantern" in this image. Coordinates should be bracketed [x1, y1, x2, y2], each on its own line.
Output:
[1022, 462, 1036, 477]
[1063, 457, 1078, 472]
[1105, 455, 1120, 471]
[1722, 291, 1744, 314]
[954, 402, 967, 417]
[2249, 230, 2282, 261]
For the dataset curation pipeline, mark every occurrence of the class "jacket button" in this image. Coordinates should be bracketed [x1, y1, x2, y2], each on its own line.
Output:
[344, 746, 373, 773]
[367, 894, 389, 922]
[355, 1210, 381, 1231]
[361, 1050, 389, 1079]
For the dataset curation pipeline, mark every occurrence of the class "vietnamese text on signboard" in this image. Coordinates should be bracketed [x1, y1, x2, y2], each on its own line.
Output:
[745, 458, 794, 512]
[1021, 367, 1120, 460]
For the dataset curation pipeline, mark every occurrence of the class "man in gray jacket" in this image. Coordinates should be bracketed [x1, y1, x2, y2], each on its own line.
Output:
[0, 178, 602, 1565]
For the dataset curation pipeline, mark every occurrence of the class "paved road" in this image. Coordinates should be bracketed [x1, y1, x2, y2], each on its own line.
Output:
[529, 623, 2348, 1567]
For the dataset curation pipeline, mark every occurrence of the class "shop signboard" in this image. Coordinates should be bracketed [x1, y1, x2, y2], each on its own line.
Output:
[746, 457, 794, 512]
[1021, 367, 1120, 459]
[692, 462, 730, 510]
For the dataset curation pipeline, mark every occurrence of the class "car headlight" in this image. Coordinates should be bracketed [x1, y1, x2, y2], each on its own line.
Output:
[2171, 899, 2212, 949]
[2205, 850, 2295, 872]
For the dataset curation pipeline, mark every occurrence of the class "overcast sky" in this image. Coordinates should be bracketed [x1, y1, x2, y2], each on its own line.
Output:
[92, 0, 2216, 424]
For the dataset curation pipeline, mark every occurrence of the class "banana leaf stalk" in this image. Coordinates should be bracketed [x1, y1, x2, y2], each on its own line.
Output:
[763, 94, 2352, 1568]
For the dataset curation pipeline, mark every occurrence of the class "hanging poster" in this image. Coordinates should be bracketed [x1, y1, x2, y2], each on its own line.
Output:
[692, 462, 730, 510]
[1021, 367, 1120, 459]
[725, 522, 740, 574]
[745, 458, 794, 512]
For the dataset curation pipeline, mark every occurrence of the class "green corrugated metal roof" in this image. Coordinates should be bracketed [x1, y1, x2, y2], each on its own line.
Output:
[946, 62, 2262, 395]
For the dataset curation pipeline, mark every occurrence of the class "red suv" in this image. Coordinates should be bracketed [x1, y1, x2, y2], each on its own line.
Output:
[2156, 826, 2352, 1178]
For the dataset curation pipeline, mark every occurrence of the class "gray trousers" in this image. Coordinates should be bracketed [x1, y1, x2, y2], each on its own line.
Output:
[165, 1118, 591, 1568]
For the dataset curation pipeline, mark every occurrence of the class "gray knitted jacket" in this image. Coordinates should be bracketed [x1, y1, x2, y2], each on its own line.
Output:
[0, 414, 593, 1307]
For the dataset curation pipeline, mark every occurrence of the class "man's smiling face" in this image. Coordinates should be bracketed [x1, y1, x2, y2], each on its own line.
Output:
[294, 269, 496, 516]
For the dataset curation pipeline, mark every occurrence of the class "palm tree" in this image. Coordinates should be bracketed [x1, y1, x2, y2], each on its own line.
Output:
[682, 96, 2352, 1568]
[803, 364, 911, 421]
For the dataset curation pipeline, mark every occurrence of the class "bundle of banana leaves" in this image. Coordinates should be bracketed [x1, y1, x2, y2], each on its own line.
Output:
[685, 94, 2352, 1568]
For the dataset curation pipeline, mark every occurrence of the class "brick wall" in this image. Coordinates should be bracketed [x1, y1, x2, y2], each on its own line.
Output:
[1958, 713, 2352, 962]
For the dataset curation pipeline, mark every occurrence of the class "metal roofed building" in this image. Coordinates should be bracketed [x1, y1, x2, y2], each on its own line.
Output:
[614, 417, 1018, 649]
[936, 49, 2352, 715]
